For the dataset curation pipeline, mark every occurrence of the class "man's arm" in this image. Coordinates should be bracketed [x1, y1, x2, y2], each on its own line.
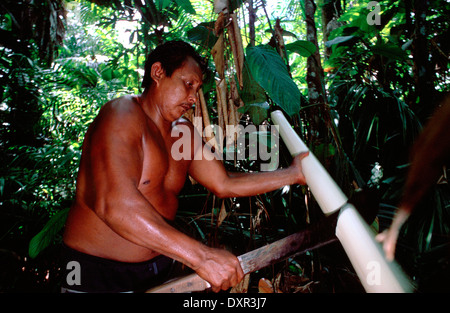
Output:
[82, 102, 242, 291]
[187, 123, 308, 199]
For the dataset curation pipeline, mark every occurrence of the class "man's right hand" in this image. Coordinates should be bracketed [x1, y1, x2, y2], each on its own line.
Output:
[290, 151, 310, 185]
[194, 247, 244, 292]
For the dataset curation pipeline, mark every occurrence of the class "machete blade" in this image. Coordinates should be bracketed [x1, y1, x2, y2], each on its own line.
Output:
[237, 210, 339, 274]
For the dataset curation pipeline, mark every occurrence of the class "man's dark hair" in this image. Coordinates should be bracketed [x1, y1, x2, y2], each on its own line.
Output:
[141, 40, 208, 90]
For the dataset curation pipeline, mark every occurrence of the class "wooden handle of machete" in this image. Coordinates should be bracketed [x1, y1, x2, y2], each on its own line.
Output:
[146, 273, 211, 293]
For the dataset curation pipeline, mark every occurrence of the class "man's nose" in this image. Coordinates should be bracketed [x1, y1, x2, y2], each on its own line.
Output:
[188, 92, 198, 104]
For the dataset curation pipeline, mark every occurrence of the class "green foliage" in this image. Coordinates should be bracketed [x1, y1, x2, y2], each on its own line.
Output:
[29, 208, 69, 259]
[173, 0, 196, 15]
[1, 0, 139, 260]
[285, 40, 316, 57]
[246, 45, 303, 116]
[325, 1, 422, 174]
[186, 23, 218, 49]
[324, 3, 450, 285]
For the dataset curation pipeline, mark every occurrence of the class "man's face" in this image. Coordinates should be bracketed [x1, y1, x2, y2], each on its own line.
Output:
[156, 56, 203, 121]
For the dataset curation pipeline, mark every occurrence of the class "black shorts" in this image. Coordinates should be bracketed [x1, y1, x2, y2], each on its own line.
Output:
[60, 244, 174, 293]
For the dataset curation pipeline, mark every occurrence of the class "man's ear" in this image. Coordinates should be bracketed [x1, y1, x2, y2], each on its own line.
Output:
[150, 62, 165, 85]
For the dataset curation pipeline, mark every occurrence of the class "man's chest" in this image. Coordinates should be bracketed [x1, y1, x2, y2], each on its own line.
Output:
[139, 132, 191, 195]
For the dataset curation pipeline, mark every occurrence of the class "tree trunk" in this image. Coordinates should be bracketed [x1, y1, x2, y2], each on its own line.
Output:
[248, 0, 256, 47]
[305, 0, 327, 142]
[321, 0, 342, 59]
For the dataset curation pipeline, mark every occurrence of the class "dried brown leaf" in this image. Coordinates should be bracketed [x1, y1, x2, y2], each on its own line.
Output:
[228, 13, 244, 89]
[212, 34, 225, 79]
[258, 278, 274, 293]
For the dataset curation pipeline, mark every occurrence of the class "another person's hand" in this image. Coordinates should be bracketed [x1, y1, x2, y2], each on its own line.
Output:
[375, 207, 410, 261]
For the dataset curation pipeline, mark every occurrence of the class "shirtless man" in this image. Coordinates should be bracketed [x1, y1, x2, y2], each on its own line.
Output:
[62, 40, 308, 293]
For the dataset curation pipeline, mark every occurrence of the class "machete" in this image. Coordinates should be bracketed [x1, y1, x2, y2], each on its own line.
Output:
[146, 211, 340, 293]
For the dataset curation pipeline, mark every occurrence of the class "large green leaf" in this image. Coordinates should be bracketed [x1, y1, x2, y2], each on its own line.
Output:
[238, 61, 268, 124]
[174, 0, 196, 15]
[285, 40, 316, 57]
[186, 23, 217, 49]
[238, 102, 270, 125]
[246, 45, 301, 116]
[240, 61, 266, 103]
[155, 0, 172, 10]
[28, 207, 69, 258]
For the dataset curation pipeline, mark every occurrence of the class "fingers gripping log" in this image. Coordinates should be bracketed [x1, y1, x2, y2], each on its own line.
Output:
[271, 110, 413, 293]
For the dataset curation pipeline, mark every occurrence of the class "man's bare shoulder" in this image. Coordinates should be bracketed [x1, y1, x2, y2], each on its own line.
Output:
[86, 95, 147, 144]
[99, 95, 145, 122]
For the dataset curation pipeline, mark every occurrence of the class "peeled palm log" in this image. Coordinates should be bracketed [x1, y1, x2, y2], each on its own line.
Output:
[271, 110, 413, 293]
